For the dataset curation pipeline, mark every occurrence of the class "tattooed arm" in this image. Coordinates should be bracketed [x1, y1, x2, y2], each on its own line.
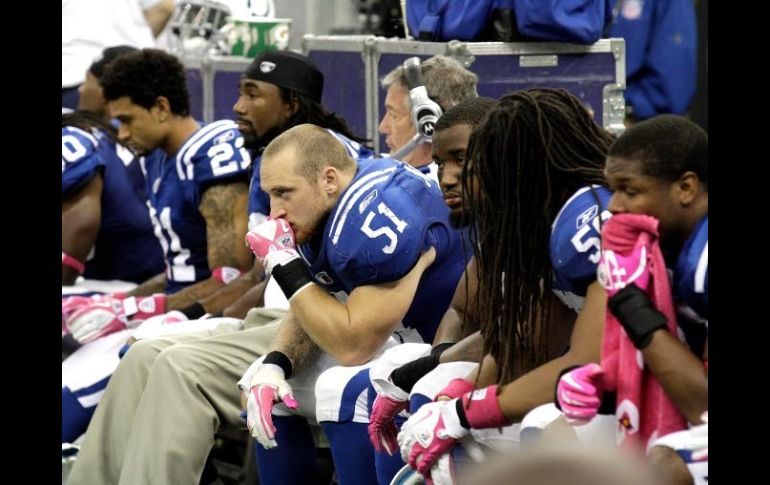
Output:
[164, 181, 252, 310]
[126, 272, 168, 297]
[198, 258, 265, 316]
[270, 308, 321, 373]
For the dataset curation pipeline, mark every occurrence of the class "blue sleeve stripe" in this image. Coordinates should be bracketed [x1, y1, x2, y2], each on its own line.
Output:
[694, 241, 708, 293]
[330, 173, 395, 245]
[328, 166, 397, 241]
[176, 119, 236, 161]
[177, 120, 239, 180]
[325, 128, 363, 158]
[551, 185, 598, 231]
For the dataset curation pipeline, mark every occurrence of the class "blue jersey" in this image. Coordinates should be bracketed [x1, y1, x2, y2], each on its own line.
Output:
[674, 215, 708, 322]
[61, 126, 164, 283]
[550, 185, 612, 312]
[297, 157, 465, 343]
[248, 130, 374, 230]
[140, 120, 252, 294]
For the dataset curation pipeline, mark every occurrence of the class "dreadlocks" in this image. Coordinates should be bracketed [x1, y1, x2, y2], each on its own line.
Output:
[463, 88, 614, 384]
[252, 88, 371, 151]
[62, 110, 119, 143]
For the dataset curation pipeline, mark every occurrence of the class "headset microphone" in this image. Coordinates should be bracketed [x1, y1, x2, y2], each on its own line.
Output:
[390, 57, 443, 161]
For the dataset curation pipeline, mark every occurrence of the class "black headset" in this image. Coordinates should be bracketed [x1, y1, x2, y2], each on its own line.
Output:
[390, 57, 444, 160]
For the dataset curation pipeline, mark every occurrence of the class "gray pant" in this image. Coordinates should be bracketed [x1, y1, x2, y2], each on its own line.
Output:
[66, 308, 285, 485]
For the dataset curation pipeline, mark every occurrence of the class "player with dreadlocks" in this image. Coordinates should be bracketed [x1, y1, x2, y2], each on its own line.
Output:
[395, 88, 617, 481]
[469, 88, 612, 381]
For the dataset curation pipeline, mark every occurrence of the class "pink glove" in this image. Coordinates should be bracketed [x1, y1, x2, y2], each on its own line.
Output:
[64, 294, 166, 344]
[556, 363, 604, 425]
[61, 292, 126, 324]
[246, 363, 299, 449]
[435, 378, 475, 401]
[597, 242, 650, 297]
[398, 399, 468, 478]
[244, 217, 299, 275]
[369, 392, 409, 455]
[64, 299, 129, 343]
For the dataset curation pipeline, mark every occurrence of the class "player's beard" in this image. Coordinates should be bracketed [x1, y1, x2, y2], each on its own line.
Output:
[243, 124, 290, 151]
[448, 210, 465, 229]
[296, 205, 331, 246]
[449, 209, 474, 229]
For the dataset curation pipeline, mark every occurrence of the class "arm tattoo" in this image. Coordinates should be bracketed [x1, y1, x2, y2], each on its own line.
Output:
[163, 183, 251, 310]
[273, 313, 321, 372]
[199, 182, 251, 268]
[128, 273, 167, 297]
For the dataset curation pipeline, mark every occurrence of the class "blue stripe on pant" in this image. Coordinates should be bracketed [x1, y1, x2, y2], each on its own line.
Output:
[62, 375, 110, 443]
[320, 368, 380, 484]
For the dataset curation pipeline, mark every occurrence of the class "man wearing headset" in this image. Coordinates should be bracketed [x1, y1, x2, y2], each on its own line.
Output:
[378, 55, 478, 180]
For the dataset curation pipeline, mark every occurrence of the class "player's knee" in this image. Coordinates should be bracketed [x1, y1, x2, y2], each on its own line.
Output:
[315, 365, 370, 424]
[411, 361, 478, 401]
[519, 403, 563, 444]
[648, 445, 693, 485]
[120, 337, 166, 369]
[151, 344, 197, 380]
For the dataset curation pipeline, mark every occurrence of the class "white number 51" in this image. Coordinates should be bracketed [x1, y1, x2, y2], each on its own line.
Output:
[361, 202, 408, 254]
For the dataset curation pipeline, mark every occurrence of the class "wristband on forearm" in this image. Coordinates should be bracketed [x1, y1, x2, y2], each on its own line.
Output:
[389, 341, 455, 392]
[608, 284, 668, 350]
[179, 302, 207, 320]
[212, 266, 243, 284]
[271, 258, 314, 301]
[62, 252, 85, 274]
[431, 341, 455, 356]
[457, 385, 510, 430]
[264, 351, 294, 379]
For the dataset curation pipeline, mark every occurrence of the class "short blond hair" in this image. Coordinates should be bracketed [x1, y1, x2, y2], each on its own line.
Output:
[263, 124, 357, 182]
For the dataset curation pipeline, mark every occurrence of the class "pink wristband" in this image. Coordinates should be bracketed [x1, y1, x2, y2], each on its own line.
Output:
[436, 378, 476, 401]
[62, 252, 85, 274]
[461, 385, 510, 429]
[212, 266, 243, 284]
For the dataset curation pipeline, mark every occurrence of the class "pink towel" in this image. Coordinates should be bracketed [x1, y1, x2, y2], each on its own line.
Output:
[598, 213, 687, 450]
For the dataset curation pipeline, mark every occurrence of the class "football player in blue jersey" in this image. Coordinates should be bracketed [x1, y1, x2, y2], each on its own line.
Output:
[66, 52, 376, 485]
[171, 50, 374, 320]
[61, 48, 253, 449]
[62, 46, 164, 287]
[379, 55, 478, 175]
[239, 124, 466, 484]
[367, 97, 496, 482]
[394, 89, 619, 482]
[62, 49, 254, 345]
[600, 115, 708, 485]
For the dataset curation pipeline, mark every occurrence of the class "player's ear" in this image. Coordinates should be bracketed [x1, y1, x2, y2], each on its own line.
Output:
[321, 166, 338, 194]
[285, 95, 299, 120]
[676, 171, 700, 206]
[152, 96, 172, 123]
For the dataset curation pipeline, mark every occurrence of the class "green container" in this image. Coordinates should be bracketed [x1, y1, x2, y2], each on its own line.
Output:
[228, 17, 291, 58]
